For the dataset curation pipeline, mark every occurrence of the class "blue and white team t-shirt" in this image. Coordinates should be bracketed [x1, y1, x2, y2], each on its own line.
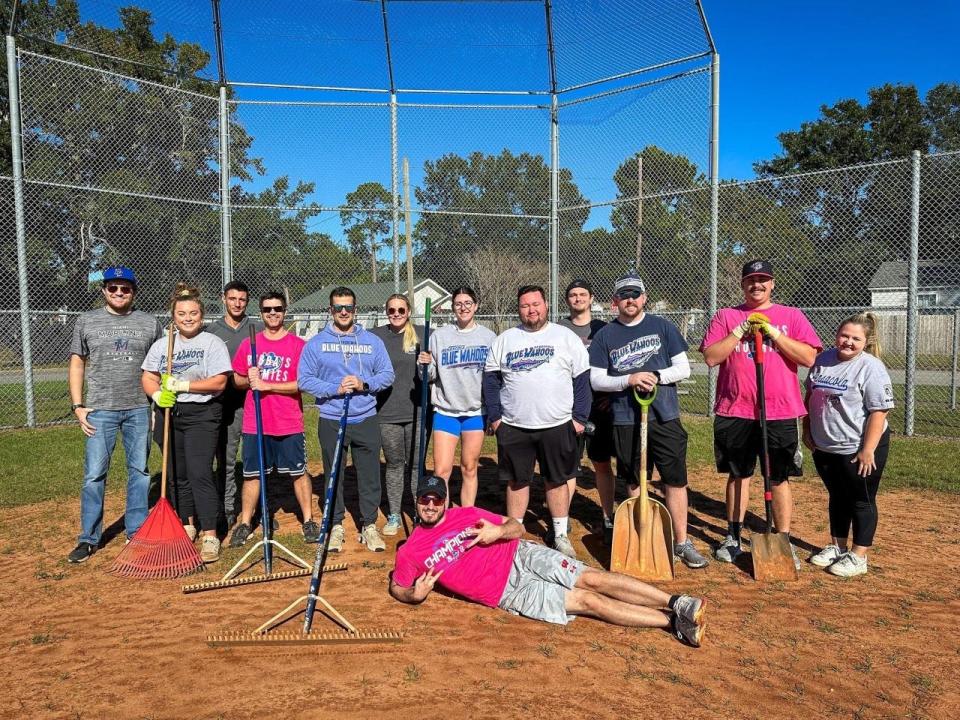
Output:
[485, 322, 589, 429]
[428, 323, 496, 416]
[142, 330, 232, 403]
[588, 315, 688, 424]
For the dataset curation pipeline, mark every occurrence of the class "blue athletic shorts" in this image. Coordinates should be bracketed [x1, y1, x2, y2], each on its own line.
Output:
[241, 432, 306, 478]
[432, 411, 485, 437]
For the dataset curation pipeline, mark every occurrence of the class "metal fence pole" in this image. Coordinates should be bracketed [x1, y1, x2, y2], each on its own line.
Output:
[6, 35, 35, 427]
[707, 51, 720, 416]
[549, 93, 559, 321]
[904, 149, 920, 435]
[218, 85, 233, 286]
[951, 308, 959, 411]
[391, 92, 400, 294]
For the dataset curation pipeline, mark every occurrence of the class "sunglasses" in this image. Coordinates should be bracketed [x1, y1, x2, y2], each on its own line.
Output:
[261, 305, 285, 314]
[616, 289, 643, 300]
[386, 307, 407, 316]
[105, 284, 133, 295]
[416, 495, 445, 507]
[332, 304, 355, 313]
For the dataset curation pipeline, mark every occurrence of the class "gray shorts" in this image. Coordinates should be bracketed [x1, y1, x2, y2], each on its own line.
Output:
[497, 540, 586, 625]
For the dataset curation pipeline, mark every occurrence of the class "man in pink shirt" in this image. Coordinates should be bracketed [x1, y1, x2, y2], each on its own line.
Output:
[701, 260, 821, 567]
[389, 475, 707, 646]
[228, 292, 318, 546]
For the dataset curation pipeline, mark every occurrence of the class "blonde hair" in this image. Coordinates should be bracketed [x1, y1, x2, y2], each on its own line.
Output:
[169, 282, 204, 317]
[839, 311, 881, 358]
[386, 293, 417, 352]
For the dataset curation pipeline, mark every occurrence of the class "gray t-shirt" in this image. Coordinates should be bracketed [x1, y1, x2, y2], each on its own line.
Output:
[142, 331, 233, 404]
[69, 308, 163, 410]
[806, 348, 895, 454]
[557, 317, 607, 348]
[428, 323, 496, 416]
[207, 315, 264, 408]
[371, 323, 425, 424]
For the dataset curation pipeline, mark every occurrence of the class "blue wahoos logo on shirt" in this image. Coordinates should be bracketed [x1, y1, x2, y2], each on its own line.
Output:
[809, 371, 849, 392]
[505, 345, 555, 372]
[441, 344, 489, 371]
[320, 342, 374, 354]
[610, 334, 661, 372]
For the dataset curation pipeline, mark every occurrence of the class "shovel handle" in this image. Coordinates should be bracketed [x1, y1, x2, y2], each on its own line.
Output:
[753, 329, 775, 533]
[632, 384, 658, 407]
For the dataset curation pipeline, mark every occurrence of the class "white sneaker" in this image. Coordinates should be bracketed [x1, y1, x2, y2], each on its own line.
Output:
[327, 524, 345, 553]
[810, 544, 844, 568]
[382, 513, 402, 537]
[552, 534, 577, 560]
[200, 535, 221, 563]
[827, 551, 867, 578]
[359, 524, 386, 552]
[183, 524, 197, 542]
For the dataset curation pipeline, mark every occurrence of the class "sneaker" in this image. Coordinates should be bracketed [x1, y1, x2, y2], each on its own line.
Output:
[200, 535, 221, 563]
[790, 543, 801, 572]
[672, 611, 705, 648]
[359, 524, 386, 552]
[228, 522, 253, 548]
[382, 513, 402, 537]
[302, 519, 321, 543]
[713, 534, 742, 563]
[225, 513, 237, 530]
[810, 544, 844, 568]
[602, 518, 614, 549]
[827, 551, 867, 578]
[674, 539, 710, 569]
[67, 542, 96, 564]
[673, 595, 706, 626]
[328, 524, 345, 553]
[183, 524, 197, 542]
[552, 534, 578, 560]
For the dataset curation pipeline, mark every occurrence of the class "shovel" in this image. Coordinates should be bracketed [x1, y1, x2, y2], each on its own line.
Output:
[750, 328, 800, 582]
[611, 385, 675, 581]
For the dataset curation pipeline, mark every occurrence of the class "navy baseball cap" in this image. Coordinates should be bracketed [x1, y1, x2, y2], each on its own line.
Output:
[613, 270, 645, 295]
[565, 278, 593, 296]
[416, 474, 448, 500]
[102, 266, 137, 286]
[741, 260, 774, 280]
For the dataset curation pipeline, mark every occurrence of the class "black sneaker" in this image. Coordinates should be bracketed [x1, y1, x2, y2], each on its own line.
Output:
[302, 519, 321, 543]
[228, 522, 253, 548]
[67, 542, 96, 563]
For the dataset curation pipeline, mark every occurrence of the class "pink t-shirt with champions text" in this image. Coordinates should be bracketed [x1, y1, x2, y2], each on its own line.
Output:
[233, 331, 306, 436]
[393, 506, 519, 608]
[700, 303, 822, 421]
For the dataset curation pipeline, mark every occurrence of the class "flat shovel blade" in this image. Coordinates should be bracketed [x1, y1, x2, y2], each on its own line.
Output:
[610, 497, 675, 582]
[751, 531, 799, 582]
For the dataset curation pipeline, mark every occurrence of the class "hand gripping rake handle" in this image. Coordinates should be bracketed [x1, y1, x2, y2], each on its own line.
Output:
[753, 328, 775, 534]
[249, 325, 272, 574]
[304, 393, 351, 634]
[632, 385, 658, 520]
[160, 324, 175, 499]
[416, 298, 433, 477]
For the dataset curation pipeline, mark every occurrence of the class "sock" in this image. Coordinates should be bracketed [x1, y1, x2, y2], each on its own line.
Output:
[603, 515, 613, 529]
[552, 516, 568, 538]
[513, 517, 525, 526]
[667, 594, 681, 611]
[728, 521, 742, 543]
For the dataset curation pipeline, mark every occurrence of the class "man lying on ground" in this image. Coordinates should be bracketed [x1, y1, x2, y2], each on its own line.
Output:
[389, 475, 706, 646]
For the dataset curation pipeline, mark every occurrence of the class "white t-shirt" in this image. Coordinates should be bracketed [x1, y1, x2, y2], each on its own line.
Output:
[484, 322, 590, 429]
[142, 330, 233, 404]
[806, 348, 895, 454]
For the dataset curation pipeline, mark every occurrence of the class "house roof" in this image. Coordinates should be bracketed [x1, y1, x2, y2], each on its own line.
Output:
[289, 279, 448, 312]
[868, 260, 960, 290]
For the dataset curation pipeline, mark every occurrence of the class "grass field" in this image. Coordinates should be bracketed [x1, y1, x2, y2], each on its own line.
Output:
[3, 411, 957, 508]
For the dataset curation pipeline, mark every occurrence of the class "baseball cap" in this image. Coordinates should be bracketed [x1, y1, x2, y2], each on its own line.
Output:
[416, 474, 448, 501]
[565, 278, 593, 296]
[613, 270, 645, 295]
[741, 260, 774, 280]
[102, 266, 137, 286]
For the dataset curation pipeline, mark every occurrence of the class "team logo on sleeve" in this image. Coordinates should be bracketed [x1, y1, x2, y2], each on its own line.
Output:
[883, 384, 894, 401]
[609, 335, 661, 372]
[505, 345, 555, 372]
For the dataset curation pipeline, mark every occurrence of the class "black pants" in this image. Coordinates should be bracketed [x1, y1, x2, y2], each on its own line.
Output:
[812, 431, 890, 547]
[155, 402, 222, 532]
[318, 415, 381, 527]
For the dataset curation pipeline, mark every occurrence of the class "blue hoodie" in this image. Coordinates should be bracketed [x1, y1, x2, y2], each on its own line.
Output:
[298, 322, 395, 423]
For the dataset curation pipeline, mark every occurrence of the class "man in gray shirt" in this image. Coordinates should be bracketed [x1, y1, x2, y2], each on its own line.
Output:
[67, 266, 163, 563]
[207, 280, 263, 529]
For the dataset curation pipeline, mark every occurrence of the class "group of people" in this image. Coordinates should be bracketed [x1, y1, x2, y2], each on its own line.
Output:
[66, 258, 893, 643]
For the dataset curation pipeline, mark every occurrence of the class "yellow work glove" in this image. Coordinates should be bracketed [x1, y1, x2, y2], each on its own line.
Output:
[747, 312, 781, 340]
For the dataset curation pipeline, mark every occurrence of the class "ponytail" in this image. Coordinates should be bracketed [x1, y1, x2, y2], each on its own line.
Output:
[839, 311, 881, 359]
[169, 282, 204, 317]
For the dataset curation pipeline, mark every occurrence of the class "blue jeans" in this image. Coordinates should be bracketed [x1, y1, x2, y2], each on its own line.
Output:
[79, 407, 151, 545]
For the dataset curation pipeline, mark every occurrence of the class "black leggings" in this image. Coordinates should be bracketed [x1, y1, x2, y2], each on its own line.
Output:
[812, 431, 890, 547]
[155, 402, 222, 531]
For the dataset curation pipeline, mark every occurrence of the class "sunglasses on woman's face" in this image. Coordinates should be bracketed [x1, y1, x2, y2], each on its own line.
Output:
[387, 307, 407, 316]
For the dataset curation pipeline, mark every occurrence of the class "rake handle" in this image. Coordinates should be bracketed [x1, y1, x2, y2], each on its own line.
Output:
[160, 324, 175, 499]
[416, 298, 433, 479]
[249, 325, 272, 574]
[753, 328, 775, 534]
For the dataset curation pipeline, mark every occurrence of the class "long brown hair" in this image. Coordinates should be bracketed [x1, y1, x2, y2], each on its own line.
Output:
[385, 293, 417, 353]
[839, 311, 881, 358]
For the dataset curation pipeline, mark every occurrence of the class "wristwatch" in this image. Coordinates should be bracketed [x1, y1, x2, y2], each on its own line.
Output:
[652, 370, 661, 383]
[362, 382, 370, 393]
[71, 403, 85, 411]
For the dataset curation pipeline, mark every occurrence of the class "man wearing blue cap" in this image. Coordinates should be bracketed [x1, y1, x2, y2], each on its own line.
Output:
[67, 267, 163, 563]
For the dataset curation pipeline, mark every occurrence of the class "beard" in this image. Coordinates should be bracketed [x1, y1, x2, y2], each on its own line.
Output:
[416, 505, 446, 527]
[521, 316, 548, 332]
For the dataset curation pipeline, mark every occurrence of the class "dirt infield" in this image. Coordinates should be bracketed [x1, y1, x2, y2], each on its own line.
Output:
[4, 459, 959, 720]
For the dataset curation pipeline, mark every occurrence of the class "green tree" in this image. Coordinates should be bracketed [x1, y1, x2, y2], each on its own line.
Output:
[340, 182, 392, 283]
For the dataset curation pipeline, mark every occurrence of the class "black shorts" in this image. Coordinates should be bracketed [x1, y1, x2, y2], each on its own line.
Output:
[713, 416, 802, 483]
[496, 421, 578, 486]
[612, 417, 689, 488]
[577, 407, 613, 464]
